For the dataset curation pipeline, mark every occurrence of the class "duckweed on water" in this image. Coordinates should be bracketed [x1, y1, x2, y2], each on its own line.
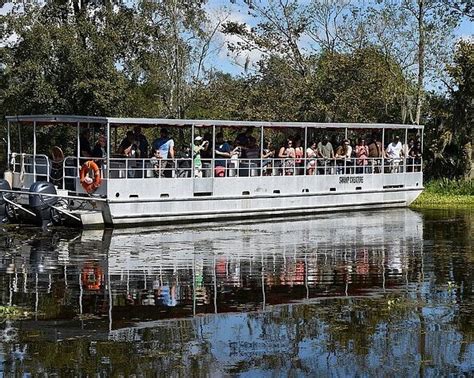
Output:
[0, 306, 31, 320]
[411, 178, 474, 208]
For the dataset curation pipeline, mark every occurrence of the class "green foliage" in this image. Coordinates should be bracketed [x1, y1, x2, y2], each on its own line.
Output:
[423, 40, 473, 180]
[411, 178, 474, 208]
[0, 0, 471, 178]
[424, 178, 474, 196]
[0, 305, 30, 319]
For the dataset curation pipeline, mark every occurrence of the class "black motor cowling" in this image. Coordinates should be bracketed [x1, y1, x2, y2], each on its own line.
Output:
[29, 181, 58, 227]
[0, 179, 12, 222]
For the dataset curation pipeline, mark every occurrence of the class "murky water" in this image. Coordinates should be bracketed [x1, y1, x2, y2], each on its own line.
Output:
[0, 208, 472, 376]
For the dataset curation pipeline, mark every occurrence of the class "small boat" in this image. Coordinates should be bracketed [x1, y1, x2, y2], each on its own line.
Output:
[0, 115, 423, 228]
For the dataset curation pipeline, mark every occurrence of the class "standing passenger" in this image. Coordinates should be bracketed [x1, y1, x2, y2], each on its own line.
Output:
[78, 129, 93, 164]
[214, 132, 232, 175]
[294, 138, 304, 175]
[278, 139, 295, 176]
[193, 136, 209, 178]
[367, 134, 383, 173]
[92, 134, 107, 170]
[152, 128, 175, 178]
[306, 141, 318, 176]
[317, 136, 334, 174]
[385, 135, 403, 173]
[133, 126, 149, 158]
[355, 138, 369, 173]
[235, 127, 253, 148]
[262, 141, 275, 176]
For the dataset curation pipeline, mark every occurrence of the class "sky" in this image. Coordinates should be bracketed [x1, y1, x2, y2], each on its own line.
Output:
[205, 0, 473, 77]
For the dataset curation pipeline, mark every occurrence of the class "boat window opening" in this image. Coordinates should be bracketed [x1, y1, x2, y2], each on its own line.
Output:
[242, 191, 250, 195]
[273, 190, 280, 194]
[115, 192, 120, 197]
[129, 194, 139, 198]
[383, 185, 404, 189]
[160, 193, 169, 198]
[356, 187, 362, 190]
[194, 192, 213, 197]
[302, 189, 309, 193]
[330, 188, 336, 191]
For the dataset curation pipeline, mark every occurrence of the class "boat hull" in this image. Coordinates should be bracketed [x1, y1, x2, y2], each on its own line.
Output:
[104, 172, 423, 227]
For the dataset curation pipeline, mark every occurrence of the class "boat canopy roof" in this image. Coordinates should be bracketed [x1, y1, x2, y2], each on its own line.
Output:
[5, 114, 424, 130]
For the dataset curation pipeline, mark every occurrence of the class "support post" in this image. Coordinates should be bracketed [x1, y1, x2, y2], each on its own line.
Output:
[212, 124, 216, 178]
[7, 121, 11, 169]
[191, 124, 195, 179]
[404, 128, 408, 173]
[76, 122, 80, 168]
[260, 126, 264, 175]
[33, 121, 37, 179]
[106, 122, 110, 180]
[304, 126, 308, 176]
[381, 128, 385, 174]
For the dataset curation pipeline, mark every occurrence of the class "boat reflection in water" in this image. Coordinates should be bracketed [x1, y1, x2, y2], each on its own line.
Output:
[1, 208, 473, 376]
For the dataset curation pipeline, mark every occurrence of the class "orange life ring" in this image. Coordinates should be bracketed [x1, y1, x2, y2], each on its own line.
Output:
[80, 160, 102, 193]
[81, 265, 103, 291]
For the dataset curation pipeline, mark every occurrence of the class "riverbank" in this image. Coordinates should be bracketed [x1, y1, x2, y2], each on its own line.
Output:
[411, 179, 474, 208]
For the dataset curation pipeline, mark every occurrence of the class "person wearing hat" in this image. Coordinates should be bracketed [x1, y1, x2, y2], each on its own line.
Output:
[334, 139, 353, 174]
[385, 135, 403, 173]
[152, 128, 175, 178]
[193, 136, 209, 178]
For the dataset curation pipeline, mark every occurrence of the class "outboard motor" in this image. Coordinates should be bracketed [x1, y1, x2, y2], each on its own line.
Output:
[0, 179, 12, 223]
[29, 181, 58, 228]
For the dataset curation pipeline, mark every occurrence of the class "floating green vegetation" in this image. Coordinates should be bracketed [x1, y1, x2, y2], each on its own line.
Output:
[0, 305, 32, 320]
[411, 178, 474, 208]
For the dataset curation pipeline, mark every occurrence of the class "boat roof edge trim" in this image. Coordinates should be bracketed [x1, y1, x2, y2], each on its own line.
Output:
[5, 115, 424, 129]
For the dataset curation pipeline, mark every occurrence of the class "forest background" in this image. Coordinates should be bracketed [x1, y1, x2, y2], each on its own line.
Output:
[0, 0, 472, 180]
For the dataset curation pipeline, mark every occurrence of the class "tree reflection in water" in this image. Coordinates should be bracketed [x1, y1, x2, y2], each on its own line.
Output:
[0, 208, 472, 375]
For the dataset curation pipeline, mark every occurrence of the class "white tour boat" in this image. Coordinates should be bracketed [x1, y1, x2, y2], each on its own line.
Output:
[0, 115, 423, 228]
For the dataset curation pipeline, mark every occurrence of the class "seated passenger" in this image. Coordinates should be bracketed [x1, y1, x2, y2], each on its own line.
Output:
[92, 134, 107, 159]
[242, 136, 261, 176]
[243, 136, 260, 159]
[118, 131, 139, 157]
[409, 141, 422, 172]
[118, 131, 140, 178]
[334, 139, 352, 174]
[262, 141, 275, 176]
[175, 145, 192, 177]
[150, 149, 163, 177]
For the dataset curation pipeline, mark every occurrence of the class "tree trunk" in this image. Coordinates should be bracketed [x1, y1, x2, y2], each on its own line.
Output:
[415, 0, 425, 125]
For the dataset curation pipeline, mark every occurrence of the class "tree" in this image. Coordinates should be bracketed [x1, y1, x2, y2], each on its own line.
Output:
[424, 40, 473, 179]
[0, 1, 130, 116]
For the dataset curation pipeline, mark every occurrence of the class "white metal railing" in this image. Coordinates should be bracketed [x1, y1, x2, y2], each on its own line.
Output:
[9, 153, 50, 183]
[7, 153, 422, 192]
[93, 156, 422, 179]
